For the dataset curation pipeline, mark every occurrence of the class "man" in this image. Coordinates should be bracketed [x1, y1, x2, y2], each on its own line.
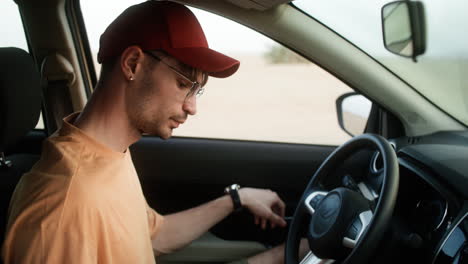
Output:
[2, 1, 306, 263]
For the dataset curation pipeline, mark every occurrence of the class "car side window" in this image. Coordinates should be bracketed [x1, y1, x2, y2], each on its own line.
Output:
[80, 3, 354, 145]
[0, 1, 44, 130]
[0, 2, 28, 50]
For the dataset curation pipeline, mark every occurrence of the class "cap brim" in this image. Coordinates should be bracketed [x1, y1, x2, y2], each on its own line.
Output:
[165, 47, 240, 78]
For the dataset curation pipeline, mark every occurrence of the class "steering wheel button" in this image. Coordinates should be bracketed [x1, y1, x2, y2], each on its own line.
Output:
[310, 195, 324, 207]
[346, 218, 363, 240]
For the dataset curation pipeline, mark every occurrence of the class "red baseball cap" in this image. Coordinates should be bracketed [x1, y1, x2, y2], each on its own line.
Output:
[97, 1, 240, 78]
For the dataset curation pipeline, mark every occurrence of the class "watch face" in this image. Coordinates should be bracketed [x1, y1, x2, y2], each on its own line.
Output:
[225, 184, 240, 194]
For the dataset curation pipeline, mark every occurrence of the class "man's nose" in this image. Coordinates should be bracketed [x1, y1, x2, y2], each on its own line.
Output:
[183, 95, 197, 115]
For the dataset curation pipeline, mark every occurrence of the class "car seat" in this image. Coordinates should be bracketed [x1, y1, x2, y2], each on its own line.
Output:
[0, 47, 43, 249]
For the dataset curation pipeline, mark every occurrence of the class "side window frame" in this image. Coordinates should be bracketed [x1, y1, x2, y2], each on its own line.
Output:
[66, 0, 97, 97]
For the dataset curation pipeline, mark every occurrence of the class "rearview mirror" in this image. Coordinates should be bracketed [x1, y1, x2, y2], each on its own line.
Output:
[336, 93, 372, 137]
[381, 1, 426, 61]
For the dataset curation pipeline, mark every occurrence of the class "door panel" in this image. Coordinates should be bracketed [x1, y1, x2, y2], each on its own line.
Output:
[156, 232, 266, 264]
[131, 136, 336, 245]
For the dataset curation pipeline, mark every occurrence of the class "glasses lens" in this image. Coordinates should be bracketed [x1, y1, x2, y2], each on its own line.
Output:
[195, 85, 204, 98]
[186, 83, 203, 99]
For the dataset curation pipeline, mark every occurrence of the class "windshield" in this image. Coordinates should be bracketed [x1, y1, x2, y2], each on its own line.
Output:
[294, 0, 468, 126]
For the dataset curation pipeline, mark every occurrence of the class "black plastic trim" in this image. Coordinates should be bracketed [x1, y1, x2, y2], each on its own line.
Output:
[65, 0, 96, 98]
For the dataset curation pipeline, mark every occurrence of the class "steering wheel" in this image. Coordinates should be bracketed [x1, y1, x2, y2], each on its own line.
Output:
[285, 134, 399, 264]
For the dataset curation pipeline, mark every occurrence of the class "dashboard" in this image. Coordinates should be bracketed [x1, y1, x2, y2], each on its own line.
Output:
[371, 131, 468, 264]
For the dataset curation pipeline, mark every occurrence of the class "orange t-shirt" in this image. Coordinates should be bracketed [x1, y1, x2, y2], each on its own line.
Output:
[2, 114, 164, 263]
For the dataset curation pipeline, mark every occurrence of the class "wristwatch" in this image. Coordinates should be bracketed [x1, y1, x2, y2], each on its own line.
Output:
[224, 184, 243, 212]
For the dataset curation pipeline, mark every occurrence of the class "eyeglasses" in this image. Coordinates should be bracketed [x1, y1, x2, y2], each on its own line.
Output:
[144, 51, 204, 100]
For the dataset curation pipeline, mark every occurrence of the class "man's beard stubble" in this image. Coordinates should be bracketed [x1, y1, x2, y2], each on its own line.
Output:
[126, 72, 164, 137]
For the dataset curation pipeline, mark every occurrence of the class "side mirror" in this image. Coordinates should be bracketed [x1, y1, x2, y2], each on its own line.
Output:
[381, 1, 426, 61]
[336, 93, 372, 137]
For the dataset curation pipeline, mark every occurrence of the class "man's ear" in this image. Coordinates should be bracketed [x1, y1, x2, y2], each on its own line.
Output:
[120, 46, 144, 81]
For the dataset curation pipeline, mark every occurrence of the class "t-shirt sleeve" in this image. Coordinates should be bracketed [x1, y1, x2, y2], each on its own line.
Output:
[147, 204, 164, 240]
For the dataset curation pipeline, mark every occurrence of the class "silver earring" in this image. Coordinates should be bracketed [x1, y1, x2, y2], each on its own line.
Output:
[129, 76, 134, 81]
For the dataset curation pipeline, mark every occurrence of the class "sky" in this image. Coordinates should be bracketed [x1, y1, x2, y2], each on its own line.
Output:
[0, 1, 28, 49]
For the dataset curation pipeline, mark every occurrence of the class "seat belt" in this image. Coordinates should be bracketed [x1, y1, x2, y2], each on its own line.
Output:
[40, 53, 76, 134]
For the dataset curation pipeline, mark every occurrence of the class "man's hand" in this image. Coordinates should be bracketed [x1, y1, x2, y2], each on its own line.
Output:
[238, 187, 287, 230]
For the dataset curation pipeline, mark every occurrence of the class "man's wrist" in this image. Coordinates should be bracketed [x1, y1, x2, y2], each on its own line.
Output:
[224, 184, 243, 212]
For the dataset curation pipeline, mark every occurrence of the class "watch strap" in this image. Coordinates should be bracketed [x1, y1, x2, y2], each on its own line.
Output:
[225, 184, 242, 212]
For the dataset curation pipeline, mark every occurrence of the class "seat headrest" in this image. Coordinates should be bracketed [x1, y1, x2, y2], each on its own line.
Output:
[0, 47, 42, 152]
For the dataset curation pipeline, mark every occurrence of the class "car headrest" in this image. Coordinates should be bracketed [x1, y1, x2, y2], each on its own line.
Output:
[0, 47, 42, 153]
